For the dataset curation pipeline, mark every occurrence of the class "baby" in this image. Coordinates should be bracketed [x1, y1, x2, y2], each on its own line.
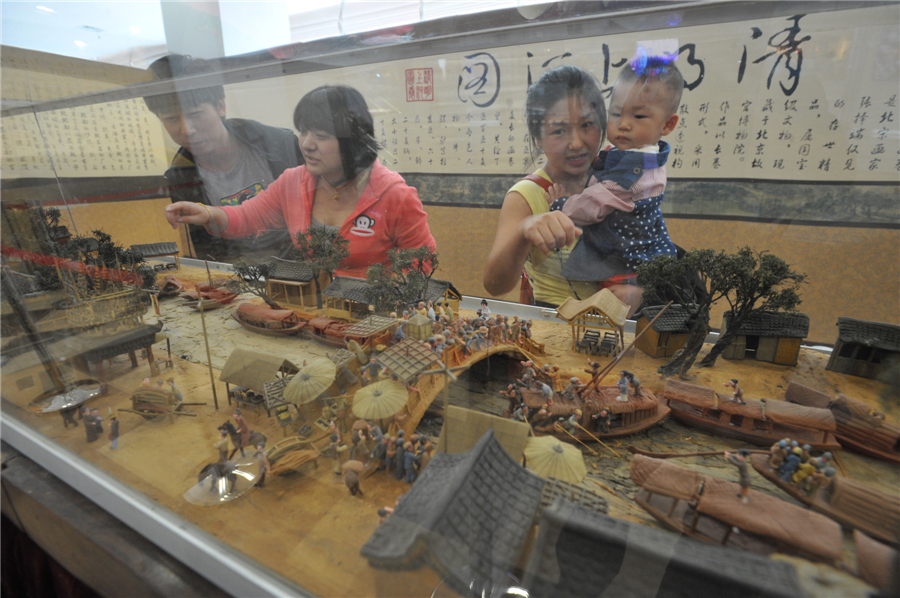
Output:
[548, 55, 683, 297]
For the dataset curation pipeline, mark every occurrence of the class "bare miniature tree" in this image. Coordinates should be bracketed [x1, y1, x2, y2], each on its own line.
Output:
[227, 258, 281, 309]
[365, 246, 439, 314]
[290, 228, 350, 309]
[637, 247, 806, 377]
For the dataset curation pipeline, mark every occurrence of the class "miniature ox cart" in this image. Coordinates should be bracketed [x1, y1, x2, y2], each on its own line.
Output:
[119, 387, 205, 421]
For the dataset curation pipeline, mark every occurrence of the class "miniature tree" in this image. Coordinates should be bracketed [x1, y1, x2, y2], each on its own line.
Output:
[227, 258, 281, 309]
[696, 248, 806, 368]
[60, 229, 157, 290]
[637, 247, 806, 377]
[289, 228, 350, 309]
[365, 246, 439, 314]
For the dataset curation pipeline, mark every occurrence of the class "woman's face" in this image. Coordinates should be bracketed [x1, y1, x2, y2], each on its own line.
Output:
[298, 128, 344, 182]
[536, 95, 603, 182]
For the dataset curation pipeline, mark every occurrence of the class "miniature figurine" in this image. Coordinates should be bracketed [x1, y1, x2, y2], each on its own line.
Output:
[562, 377, 585, 401]
[109, 415, 119, 449]
[393, 322, 407, 343]
[724, 379, 745, 405]
[592, 408, 611, 434]
[364, 357, 384, 383]
[214, 428, 230, 462]
[780, 447, 803, 482]
[585, 360, 601, 379]
[60, 404, 79, 428]
[560, 410, 582, 435]
[426, 301, 436, 320]
[725, 448, 751, 504]
[533, 379, 554, 401]
[395, 433, 407, 481]
[769, 439, 790, 469]
[626, 372, 643, 398]
[367, 421, 384, 445]
[791, 458, 816, 488]
[519, 361, 536, 385]
[416, 437, 432, 472]
[233, 409, 250, 457]
[480, 299, 491, 317]
[377, 507, 393, 526]
[141, 377, 151, 386]
[372, 435, 389, 470]
[167, 378, 183, 401]
[804, 466, 836, 496]
[384, 437, 397, 474]
[156, 378, 165, 388]
[403, 441, 419, 484]
[344, 469, 363, 496]
[87, 408, 104, 441]
[416, 301, 428, 317]
[254, 442, 270, 488]
[800, 444, 812, 464]
[329, 433, 348, 475]
[321, 399, 337, 425]
[335, 392, 351, 435]
[617, 371, 630, 402]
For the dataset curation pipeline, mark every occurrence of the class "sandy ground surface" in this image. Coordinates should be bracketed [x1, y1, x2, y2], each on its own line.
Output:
[4, 264, 897, 597]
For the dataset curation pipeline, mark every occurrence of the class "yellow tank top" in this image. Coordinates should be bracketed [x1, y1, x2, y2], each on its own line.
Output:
[509, 170, 598, 306]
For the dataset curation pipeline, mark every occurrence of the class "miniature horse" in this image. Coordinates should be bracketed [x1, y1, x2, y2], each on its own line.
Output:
[219, 421, 267, 459]
[198, 462, 237, 494]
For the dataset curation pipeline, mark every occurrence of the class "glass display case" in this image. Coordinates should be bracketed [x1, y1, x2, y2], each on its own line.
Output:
[2, 2, 898, 597]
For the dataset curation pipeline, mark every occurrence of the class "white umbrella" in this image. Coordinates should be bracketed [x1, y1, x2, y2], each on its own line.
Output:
[283, 358, 337, 405]
[352, 380, 409, 420]
[523, 435, 587, 484]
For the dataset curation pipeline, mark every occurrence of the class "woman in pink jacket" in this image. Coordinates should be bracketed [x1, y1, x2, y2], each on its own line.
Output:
[165, 85, 435, 278]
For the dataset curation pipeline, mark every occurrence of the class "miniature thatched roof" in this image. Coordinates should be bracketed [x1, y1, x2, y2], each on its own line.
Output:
[556, 289, 628, 326]
[437, 405, 531, 462]
[663, 379, 835, 431]
[835, 317, 900, 351]
[267, 257, 314, 282]
[630, 454, 703, 501]
[522, 497, 805, 598]
[322, 276, 371, 303]
[360, 430, 546, 597]
[219, 349, 299, 393]
[636, 304, 694, 334]
[130, 242, 179, 257]
[722, 310, 809, 338]
[376, 338, 440, 383]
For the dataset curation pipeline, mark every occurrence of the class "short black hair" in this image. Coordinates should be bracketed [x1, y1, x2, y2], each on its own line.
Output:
[293, 85, 380, 181]
[143, 54, 225, 115]
[614, 63, 684, 115]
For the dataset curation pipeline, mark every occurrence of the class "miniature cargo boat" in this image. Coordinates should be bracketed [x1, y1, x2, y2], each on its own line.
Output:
[662, 379, 841, 451]
[180, 287, 238, 310]
[158, 275, 185, 297]
[749, 453, 900, 548]
[301, 317, 352, 348]
[630, 454, 843, 564]
[231, 303, 308, 336]
[519, 385, 669, 441]
[785, 382, 900, 464]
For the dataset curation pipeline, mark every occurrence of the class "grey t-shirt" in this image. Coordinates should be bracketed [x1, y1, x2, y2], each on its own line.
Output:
[197, 142, 275, 207]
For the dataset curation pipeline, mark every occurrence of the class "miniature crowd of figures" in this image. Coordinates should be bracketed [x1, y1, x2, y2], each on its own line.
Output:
[140, 376, 183, 400]
[388, 299, 535, 357]
[769, 437, 836, 496]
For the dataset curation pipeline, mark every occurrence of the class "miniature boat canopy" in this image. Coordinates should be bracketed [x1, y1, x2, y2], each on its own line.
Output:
[696, 476, 843, 562]
[555, 289, 629, 327]
[588, 387, 658, 414]
[827, 476, 900, 535]
[630, 454, 703, 501]
[236, 303, 299, 323]
[664, 380, 836, 431]
[219, 349, 300, 393]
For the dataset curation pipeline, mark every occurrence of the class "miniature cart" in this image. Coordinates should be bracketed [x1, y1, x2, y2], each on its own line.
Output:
[119, 387, 205, 422]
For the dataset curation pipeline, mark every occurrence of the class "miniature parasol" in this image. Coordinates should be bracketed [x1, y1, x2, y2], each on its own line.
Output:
[523, 436, 587, 484]
[342, 460, 366, 474]
[283, 358, 336, 405]
[352, 380, 409, 420]
[352, 419, 370, 431]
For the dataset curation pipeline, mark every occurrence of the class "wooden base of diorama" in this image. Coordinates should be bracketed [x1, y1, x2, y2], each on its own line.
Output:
[2, 265, 896, 597]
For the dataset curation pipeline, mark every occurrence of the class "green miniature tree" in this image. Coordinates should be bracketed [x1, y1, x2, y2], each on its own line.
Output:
[60, 229, 156, 289]
[365, 246, 439, 314]
[290, 228, 350, 309]
[636, 246, 806, 377]
[227, 258, 281, 309]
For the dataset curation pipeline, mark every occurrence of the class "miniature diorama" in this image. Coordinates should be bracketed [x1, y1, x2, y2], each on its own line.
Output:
[825, 317, 900, 380]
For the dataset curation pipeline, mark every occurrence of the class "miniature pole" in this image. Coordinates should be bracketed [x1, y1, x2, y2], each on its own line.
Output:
[554, 423, 598, 456]
[579, 301, 673, 396]
[626, 446, 768, 459]
[575, 423, 620, 458]
[198, 270, 219, 410]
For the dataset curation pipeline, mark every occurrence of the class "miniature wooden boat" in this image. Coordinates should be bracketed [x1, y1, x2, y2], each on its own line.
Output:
[180, 288, 238, 310]
[231, 303, 308, 337]
[749, 454, 900, 548]
[662, 379, 841, 451]
[301, 317, 352, 348]
[630, 454, 843, 564]
[853, 530, 899, 594]
[785, 382, 900, 464]
[158, 275, 185, 297]
[518, 385, 670, 441]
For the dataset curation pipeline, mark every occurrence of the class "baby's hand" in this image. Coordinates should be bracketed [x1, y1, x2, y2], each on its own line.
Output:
[545, 183, 566, 204]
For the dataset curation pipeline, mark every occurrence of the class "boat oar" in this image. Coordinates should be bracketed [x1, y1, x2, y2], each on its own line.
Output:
[627, 446, 768, 459]
[575, 422, 620, 458]
[554, 422, 598, 456]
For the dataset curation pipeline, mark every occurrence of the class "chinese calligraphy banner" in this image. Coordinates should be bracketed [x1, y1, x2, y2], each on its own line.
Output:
[226, 4, 898, 182]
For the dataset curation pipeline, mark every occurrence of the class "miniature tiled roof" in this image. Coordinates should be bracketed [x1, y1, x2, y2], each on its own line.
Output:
[130, 242, 180, 257]
[722, 310, 809, 338]
[81, 321, 164, 363]
[219, 349, 299, 392]
[343, 315, 397, 337]
[835, 317, 900, 352]
[422, 278, 461, 303]
[635, 304, 695, 334]
[522, 497, 804, 598]
[267, 257, 314, 282]
[556, 289, 628, 327]
[360, 430, 546, 597]
[376, 338, 440, 383]
[321, 276, 371, 303]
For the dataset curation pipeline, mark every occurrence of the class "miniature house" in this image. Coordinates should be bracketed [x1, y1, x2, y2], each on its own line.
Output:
[826, 317, 900, 380]
[321, 276, 373, 321]
[555, 289, 629, 353]
[265, 257, 328, 311]
[341, 315, 398, 351]
[407, 313, 434, 341]
[634, 304, 694, 358]
[130, 242, 181, 270]
[422, 278, 462, 315]
[719, 310, 809, 366]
